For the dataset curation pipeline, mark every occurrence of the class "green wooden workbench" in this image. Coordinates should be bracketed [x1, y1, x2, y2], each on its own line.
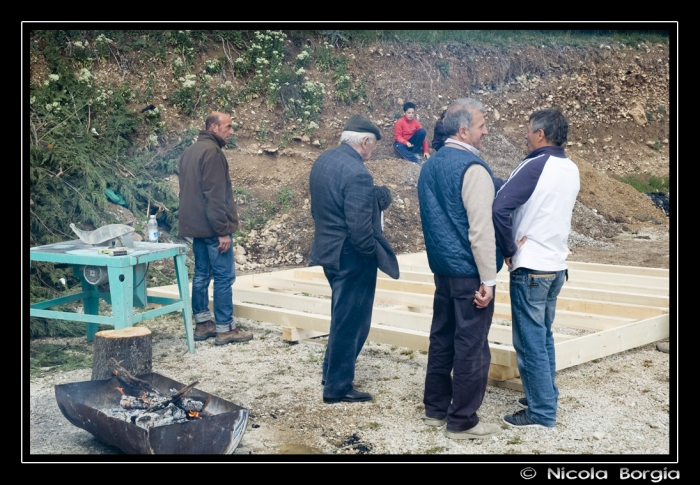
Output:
[30, 240, 195, 353]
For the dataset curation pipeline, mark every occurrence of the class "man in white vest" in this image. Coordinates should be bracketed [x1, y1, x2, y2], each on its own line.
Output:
[492, 107, 580, 429]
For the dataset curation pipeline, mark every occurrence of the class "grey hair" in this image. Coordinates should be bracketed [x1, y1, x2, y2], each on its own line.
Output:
[442, 98, 485, 137]
[529, 107, 569, 146]
[340, 130, 376, 146]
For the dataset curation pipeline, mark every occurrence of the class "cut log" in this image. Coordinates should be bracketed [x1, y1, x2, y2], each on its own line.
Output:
[91, 327, 153, 381]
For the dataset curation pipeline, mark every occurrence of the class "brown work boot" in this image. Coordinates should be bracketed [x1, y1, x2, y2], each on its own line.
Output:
[215, 327, 254, 345]
[193, 320, 216, 341]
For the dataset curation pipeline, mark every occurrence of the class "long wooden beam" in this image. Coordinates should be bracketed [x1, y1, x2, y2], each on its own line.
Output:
[232, 286, 579, 345]
[229, 299, 520, 365]
[252, 274, 636, 331]
[396, 253, 670, 279]
[298, 266, 669, 299]
[554, 314, 669, 371]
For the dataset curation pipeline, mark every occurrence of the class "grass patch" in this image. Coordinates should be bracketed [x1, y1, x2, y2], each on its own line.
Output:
[29, 341, 93, 377]
[619, 172, 670, 194]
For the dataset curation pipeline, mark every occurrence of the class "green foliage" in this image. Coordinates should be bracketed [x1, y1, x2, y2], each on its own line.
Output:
[236, 187, 296, 233]
[278, 188, 294, 210]
[619, 172, 670, 194]
[314, 41, 337, 71]
[256, 120, 269, 142]
[171, 56, 186, 78]
[437, 60, 450, 78]
[216, 80, 235, 112]
[204, 58, 223, 74]
[29, 341, 93, 376]
[295, 47, 312, 69]
[212, 30, 247, 48]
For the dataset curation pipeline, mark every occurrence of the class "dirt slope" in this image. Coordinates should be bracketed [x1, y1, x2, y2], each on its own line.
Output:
[44, 37, 670, 270]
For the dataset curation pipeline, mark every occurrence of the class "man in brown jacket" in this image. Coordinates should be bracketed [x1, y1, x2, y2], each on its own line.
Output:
[178, 112, 253, 345]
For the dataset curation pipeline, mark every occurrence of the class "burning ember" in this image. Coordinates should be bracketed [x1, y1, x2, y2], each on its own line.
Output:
[188, 411, 201, 419]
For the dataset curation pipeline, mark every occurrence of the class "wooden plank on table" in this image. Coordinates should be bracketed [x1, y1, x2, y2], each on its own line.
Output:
[554, 314, 669, 371]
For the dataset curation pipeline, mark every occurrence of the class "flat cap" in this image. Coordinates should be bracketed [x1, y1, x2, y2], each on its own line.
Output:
[343, 115, 382, 141]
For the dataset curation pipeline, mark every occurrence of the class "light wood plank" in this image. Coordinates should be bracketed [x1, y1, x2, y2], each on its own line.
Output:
[494, 291, 667, 319]
[554, 314, 669, 371]
[282, 327, 328, 342]
[566, 261, 669, 278]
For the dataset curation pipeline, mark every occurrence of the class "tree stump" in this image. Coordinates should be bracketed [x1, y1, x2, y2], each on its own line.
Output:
[91, 327, 152, 381]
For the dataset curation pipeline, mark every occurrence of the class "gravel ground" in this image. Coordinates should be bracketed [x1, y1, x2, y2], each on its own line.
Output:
[27, 312, 672, 460]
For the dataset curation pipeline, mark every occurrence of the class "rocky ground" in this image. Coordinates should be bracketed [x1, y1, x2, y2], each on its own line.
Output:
[28, 313, 671, 459]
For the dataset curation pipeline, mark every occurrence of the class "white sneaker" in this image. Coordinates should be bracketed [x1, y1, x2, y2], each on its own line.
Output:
[444, 422, 501, 439]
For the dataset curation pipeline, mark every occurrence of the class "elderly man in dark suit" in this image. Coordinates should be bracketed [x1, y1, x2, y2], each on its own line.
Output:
[309, 115, 400, 404]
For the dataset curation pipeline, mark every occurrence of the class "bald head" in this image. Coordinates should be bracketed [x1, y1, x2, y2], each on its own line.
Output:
[206, 111, 234, 143]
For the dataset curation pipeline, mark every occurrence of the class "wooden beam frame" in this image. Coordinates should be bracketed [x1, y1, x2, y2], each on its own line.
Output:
[149, 252, 669, 391]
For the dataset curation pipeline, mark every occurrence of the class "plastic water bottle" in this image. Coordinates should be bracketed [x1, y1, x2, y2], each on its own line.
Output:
[147, 215, 158, 242]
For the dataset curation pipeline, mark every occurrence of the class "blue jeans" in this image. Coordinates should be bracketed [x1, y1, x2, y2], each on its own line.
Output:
[191, 236, 235, 326]
[394, 128, 427, 163]
[510, 267, 566, 427]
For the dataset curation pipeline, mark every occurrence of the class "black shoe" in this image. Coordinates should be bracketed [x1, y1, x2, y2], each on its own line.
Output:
[323, 388, 372, 404]
[517, 397, 528, 409]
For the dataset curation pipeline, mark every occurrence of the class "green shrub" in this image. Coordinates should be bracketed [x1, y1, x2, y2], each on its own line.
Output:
[619, 172, 670, 194]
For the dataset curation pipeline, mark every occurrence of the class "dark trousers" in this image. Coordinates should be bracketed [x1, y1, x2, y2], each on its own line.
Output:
[322, 248, 378, 398]
[423, 275, 494, 432]
[394, 128, 427, 163]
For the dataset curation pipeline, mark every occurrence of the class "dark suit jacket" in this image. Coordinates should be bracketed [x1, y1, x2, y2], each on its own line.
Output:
[308, 142, 399, 279]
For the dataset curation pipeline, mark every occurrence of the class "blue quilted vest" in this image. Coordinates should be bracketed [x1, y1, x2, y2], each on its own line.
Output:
[418, 147, 504, 277]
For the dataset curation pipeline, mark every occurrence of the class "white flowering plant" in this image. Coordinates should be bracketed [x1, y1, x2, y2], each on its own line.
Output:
[171, 56, 185, 79]
[295, 48, 312, 69]
[204, 58, 223, 74]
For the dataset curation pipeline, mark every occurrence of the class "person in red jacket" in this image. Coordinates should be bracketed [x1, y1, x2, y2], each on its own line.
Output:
[394, 102, 429, 163]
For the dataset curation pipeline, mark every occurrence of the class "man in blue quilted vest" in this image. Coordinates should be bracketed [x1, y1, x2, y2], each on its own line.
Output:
[417, 98, 505, 440]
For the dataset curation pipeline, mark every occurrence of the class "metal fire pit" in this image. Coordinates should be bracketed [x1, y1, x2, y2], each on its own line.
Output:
[55, 373, 247, 454]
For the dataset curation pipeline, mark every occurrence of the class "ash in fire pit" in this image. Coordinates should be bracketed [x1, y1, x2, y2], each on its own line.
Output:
[103, 388, 206, 430]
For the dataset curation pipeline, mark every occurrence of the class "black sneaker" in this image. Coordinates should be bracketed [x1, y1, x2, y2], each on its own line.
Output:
[517, 397, 528, 409]
[503, 409, 548, 429]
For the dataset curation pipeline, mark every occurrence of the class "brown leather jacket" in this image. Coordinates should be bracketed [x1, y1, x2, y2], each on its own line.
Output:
[178, 130, 239, 237]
